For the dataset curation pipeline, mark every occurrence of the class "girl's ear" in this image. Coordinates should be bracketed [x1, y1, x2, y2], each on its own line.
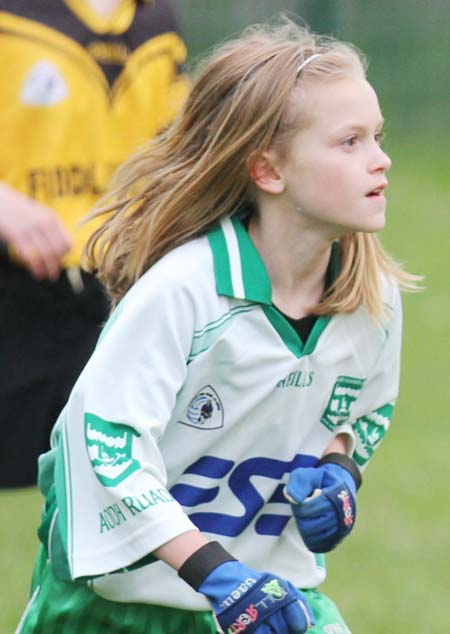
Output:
[246, 151, 285, 195]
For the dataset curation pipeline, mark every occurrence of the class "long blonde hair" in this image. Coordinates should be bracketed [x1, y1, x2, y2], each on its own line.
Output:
[84, 18, 419, 313]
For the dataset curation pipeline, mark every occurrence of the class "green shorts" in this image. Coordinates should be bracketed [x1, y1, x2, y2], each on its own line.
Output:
[18, 550, 350, 634]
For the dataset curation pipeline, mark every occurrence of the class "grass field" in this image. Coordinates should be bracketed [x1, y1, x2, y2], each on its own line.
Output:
[1, 139, 448, 633]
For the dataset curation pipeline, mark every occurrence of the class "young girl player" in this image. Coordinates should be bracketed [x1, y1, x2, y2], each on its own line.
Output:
[18, 18, 418, 634]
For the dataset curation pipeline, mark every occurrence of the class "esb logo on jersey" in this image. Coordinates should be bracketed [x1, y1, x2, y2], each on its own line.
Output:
[84, 413, 141, 486]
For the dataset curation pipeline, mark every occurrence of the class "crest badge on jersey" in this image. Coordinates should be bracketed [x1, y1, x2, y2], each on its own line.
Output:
[352, 403, 392, 467]
[320, 375, 366, 431]
[21, 60, 68, 106]
[178, 385, 224, 430]
[85, 413, 141, 487]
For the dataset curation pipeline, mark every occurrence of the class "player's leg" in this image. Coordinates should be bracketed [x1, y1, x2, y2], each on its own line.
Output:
[0, 290, 61, 487]
[301, 588, 352, 634]
[17, 557, 217, 634]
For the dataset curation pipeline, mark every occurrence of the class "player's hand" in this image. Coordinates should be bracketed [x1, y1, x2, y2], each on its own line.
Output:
[178, 542, 314, 633]
[0, 182, 72, 280]
[284, 453, 361, 553]
[199, 560, 315, 634]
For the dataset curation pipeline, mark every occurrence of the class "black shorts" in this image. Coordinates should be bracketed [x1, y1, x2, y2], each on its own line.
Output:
[0, 261, 110, 488]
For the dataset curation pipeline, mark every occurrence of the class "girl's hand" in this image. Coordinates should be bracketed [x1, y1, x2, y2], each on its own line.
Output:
[284, 453, 361, 553]
[176, 541, 315, 633]
[200, 562, 315, 633]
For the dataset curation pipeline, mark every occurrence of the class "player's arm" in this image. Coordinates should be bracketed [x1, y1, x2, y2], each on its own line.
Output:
[350, 287, 402, 471]
[0, 182, 71, 279]
[155, 531, 315, 634]
[285, 286, 403, 553]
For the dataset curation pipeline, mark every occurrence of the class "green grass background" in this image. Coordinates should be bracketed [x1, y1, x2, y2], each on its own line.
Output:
[1, 141, 448, 633]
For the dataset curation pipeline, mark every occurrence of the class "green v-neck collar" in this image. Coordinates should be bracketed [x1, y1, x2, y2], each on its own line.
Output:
[207, 215, 272, 303]
[207, 216, 341, 358]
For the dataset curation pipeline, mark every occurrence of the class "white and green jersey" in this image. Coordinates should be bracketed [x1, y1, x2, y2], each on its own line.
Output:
[40, 215, 402, 611]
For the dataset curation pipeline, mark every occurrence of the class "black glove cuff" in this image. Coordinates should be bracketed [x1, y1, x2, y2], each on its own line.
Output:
[178, 541, 236, 591]
[318, 452, 363, 490]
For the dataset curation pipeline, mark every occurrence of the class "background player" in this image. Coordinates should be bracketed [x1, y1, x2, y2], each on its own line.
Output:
[0, 0, 188, 487]
[18, 17, 419, 634]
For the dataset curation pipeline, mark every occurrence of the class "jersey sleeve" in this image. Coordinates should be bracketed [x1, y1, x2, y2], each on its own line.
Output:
[348, 283, 403, 471]
[53, 266, 199, 581]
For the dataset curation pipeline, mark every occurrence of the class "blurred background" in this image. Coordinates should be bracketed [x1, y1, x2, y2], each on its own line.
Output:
[2, 1, 448, 632]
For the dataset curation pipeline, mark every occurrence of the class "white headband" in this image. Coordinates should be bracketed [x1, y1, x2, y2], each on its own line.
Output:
[296, 53, 322, 76]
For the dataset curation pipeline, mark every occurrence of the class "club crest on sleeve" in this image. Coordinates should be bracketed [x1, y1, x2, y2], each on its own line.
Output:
[178, 385, 224, 430]
[85, 413, 141, 486]
[352, 403, 392, 467]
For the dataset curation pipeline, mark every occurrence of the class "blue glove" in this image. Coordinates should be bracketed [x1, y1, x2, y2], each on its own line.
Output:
[178, 543, 315, 634]
[200, 561, 314, 634]
[285, 453, 361, 553]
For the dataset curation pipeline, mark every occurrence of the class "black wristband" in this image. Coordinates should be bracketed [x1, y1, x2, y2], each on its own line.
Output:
[318, 452, 362, 490]
[178, 541, 236, 591]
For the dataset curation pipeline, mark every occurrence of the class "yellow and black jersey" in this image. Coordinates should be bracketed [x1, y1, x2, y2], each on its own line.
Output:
[0, 0, 188, 266]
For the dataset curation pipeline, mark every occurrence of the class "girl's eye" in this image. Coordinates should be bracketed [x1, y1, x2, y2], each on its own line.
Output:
[342, 136, 358, 148]
[375, 131, 385, 145]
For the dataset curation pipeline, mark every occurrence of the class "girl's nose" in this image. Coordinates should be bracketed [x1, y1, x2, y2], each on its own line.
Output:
[371, 144, 392, 173]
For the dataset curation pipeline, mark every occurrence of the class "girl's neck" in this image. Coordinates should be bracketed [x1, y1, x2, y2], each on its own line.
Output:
[248, 205, 333, 319]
